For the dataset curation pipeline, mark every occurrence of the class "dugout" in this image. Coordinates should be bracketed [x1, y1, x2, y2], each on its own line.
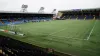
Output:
[58, 8, 100, 20]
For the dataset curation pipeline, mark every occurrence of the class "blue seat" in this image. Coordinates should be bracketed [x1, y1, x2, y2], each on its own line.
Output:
[71, 15, 76, 19]
[3, 20, 10, 25]
[0, 22, 3, 26]
[78, 15, 84, 19]
[86, 15, 94, 19]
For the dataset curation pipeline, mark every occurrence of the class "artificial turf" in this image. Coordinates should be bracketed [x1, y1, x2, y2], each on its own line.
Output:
[0, 20, 100, 56]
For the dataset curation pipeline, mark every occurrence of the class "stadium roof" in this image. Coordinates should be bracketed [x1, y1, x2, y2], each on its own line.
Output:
[59, 8, 100, 12]
[0, 11, 53, 15]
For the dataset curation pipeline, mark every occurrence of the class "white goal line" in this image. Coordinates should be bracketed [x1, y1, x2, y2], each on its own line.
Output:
[86, 20, 97, 40]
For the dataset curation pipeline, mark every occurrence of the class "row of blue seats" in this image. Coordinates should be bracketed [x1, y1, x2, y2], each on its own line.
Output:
[0, 20, 24, 25]
[0, 23, 2, 25]
[62, 15, 95, 19]
[0, 18, 52, 26]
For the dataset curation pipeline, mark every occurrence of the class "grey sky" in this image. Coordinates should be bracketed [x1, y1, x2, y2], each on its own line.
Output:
[0, 0, 100, 13]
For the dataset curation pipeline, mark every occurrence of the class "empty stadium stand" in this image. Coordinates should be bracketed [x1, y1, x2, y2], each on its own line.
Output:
[0, 11, 53, 26]
[0, 35, 58, 56]
[70, 15, 77, 19]
[0, 35, 72, 56]
[0, 17, 52, 26]
[0, 19, 4, 25]
[58, 8, 100, 20]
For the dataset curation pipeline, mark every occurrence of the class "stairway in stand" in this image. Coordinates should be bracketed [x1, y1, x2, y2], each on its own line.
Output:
[0, 19, 4, 25]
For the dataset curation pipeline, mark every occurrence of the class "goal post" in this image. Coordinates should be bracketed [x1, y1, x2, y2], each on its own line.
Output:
[7, 23, 21, 33]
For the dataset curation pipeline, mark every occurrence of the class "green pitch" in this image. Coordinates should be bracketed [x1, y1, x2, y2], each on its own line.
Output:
[0, 20, 100, 56]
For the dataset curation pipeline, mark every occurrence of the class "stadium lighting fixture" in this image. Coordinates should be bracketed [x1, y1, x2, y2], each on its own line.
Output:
[21, 4, 28, 12]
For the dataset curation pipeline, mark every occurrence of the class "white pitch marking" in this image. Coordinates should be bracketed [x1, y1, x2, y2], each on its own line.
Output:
[86, 20, 97, 40]
[48, 28, 66, 35]
[50, 35, 83, 40]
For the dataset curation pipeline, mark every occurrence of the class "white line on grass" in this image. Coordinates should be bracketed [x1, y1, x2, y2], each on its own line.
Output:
[86, 20, 97, 40]
[48, 28, 66, 35]
[50, 35, 83, 40]
[48, 28, 84, 41]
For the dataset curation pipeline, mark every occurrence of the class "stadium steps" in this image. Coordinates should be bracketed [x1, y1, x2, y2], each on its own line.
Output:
[63, 16, 70, 19]
[0, 19, 4, 25]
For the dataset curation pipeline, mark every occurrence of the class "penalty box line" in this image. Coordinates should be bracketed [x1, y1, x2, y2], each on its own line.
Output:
[50, 35, 84, 41]
[48, 28, 84, 41]
[48, 28, 67, 36]
[86, 20, 97, 40]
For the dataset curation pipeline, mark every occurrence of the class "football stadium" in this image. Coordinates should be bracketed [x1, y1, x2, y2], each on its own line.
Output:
[0, 0, 100, 56]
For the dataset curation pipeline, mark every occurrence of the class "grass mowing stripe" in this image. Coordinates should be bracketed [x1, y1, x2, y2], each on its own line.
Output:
[86, 20, 96, 40]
